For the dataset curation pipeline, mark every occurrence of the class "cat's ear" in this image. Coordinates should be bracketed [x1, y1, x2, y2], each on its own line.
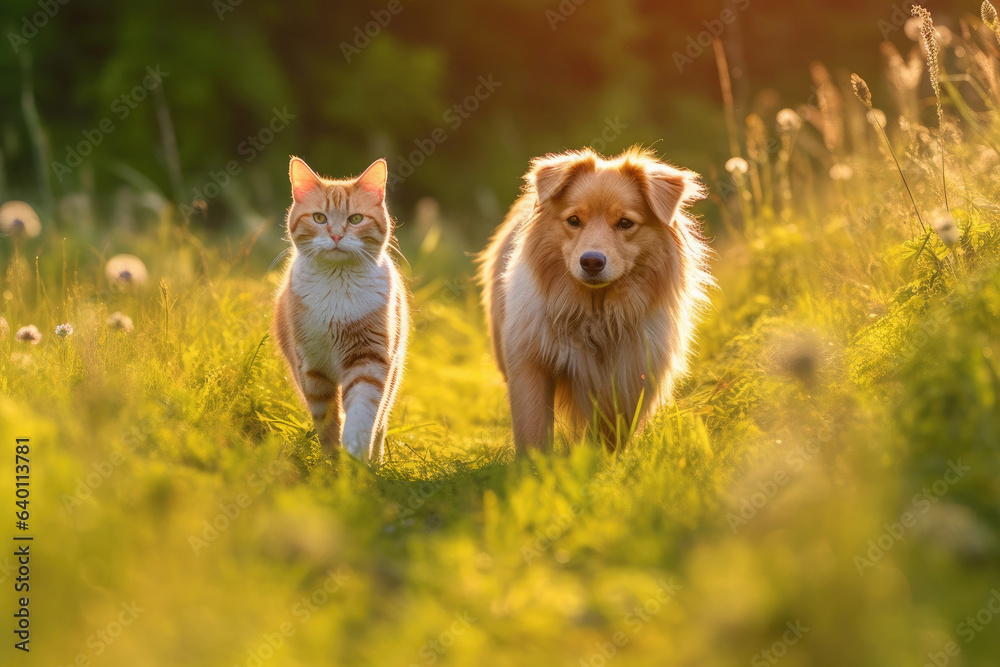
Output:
[356, 159, 388, 205]
[289, 157, 323, 202]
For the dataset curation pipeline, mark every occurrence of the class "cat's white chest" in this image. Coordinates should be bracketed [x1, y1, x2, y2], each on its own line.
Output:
[291, 259, 388, 346]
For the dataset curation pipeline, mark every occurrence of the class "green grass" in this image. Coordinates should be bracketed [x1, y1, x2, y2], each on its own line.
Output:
[4, 36, 1000, 667]
[2, 188, 999, 665]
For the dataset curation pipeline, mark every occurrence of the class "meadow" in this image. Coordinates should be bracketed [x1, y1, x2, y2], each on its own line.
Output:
[3, 4, 1000, 667]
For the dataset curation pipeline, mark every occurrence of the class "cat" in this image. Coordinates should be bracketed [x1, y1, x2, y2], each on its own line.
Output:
[273, 157, 410, 465]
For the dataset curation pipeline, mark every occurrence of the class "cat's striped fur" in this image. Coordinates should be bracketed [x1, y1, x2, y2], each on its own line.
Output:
[273, 157, 409, 464]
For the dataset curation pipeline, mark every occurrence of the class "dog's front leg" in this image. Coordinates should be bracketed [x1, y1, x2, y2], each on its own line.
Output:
[507, 358, 554, 453]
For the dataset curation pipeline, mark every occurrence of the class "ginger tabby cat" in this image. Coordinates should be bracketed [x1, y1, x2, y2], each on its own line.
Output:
[273, 157, 410, 465]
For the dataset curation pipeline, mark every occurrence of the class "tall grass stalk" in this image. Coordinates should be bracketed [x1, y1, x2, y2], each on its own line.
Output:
[0, 145, 7, 201]
[153, 83, 185, 207]
[851, 74, 928, 234]
[19, 52, 54, 217]
[159, 279, 170, 342]
[983, 1, 1000, 47]
[713, 39, 743, 162]
[913, 5, 950, 212]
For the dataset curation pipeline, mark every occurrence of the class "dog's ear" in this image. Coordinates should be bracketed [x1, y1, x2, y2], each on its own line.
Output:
[642, 163, 706, 226]
[528, 151, 596, 203]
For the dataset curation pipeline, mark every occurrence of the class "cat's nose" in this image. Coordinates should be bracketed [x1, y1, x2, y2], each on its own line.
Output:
[331, 235, 343, 243]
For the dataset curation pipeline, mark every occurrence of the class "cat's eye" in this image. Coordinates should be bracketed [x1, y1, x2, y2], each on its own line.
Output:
[566, 216, 581, 228]
[616, 218, 635, 230]
[347, 213, 364, 225]
[312, 212, 327, 224]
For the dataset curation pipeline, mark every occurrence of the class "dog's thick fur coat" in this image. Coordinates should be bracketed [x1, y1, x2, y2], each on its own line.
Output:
[479, 147, 712, 452]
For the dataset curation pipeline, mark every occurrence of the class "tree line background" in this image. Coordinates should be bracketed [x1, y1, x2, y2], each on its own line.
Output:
[0, 0, 971, 244]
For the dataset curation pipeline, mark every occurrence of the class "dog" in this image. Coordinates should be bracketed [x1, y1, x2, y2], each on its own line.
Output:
[479, 147, 712, 452]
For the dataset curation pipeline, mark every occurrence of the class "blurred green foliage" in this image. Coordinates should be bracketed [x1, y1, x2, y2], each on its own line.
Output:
[0, 0, 974, 239]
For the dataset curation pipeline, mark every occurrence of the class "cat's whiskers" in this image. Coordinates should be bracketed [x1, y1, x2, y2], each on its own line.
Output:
[384, 235, 411, 272]
[350, 245, 380, 266]
[267, 247, 290, 274]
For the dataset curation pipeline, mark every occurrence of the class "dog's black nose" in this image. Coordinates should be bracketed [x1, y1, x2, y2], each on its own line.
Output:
[580, 252, 606, 275]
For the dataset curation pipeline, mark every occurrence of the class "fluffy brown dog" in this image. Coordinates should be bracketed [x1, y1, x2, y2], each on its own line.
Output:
[479, 147, 712, 452]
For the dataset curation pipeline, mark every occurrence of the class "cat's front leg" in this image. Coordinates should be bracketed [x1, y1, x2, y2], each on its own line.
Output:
[340, 365, 388, 464]
[301, 367, 343, 454]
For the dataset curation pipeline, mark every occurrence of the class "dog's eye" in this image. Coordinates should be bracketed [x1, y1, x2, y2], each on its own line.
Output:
[616, 218, 635, 230]
[312, 212, 327, 224]
[566, 216, 581, 228]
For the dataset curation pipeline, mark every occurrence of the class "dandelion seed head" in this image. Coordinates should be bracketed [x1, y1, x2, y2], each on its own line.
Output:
[776, 108, 802, 132]
[15, 325, 42, 345]
[105, 254, 149, 287]
[0, 201, 41, 238]
[830, 164, 855, 181]
[866, 109, 888, 129]
[931, 212, 960, 246]
[771, 330, 824, 388]
[725, 157, 749, 176]
[55, 323, 74, 339]
[108, 311, 134, 334]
